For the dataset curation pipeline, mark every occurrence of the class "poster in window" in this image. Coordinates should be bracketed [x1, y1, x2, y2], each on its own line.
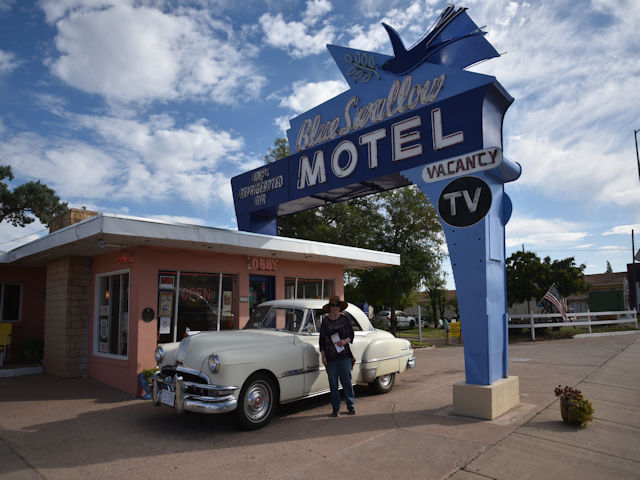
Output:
[222, 291, 232, 315]
[99, 315, 109, 352]
[159, 316, 171, 334]
[99, 316, 109, 341]
[159, 275, 175, 289]
[99, 305, 109, 316]
[158, 292, 174, 317]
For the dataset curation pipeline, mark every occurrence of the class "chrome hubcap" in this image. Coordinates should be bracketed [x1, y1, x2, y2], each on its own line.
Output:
[379, 374, 392, 388]
[245, 381, 272, 422]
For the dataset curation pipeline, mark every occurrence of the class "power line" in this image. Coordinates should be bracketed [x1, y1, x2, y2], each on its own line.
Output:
[0, 228, 48, 245]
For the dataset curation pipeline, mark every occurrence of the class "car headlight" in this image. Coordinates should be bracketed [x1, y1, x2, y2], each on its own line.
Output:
[155, 345, 164, 363]
[207, 353, 220, 373]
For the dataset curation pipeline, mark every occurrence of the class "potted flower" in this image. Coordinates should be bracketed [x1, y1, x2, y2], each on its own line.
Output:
[554, 385, 594, 427]
[140, 368, 158, 400]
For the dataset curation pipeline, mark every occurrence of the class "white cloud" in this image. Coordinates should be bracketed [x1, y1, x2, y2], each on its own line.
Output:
[347, 0, 440, 52]
[39, 0, 131, 22]
[0, 0, 14, 14]
[0, 112, 246, 208]
[455, 1, 640, 221]
[602, 224, 640, 236]
[259, 12, 336, 58]
[506, 215, 588, 249]
[303, 0, 332, 25]
[45, 2, 266, 104]
[277, 79, 348, 114]
[75, 114, 244, 173]
[0, 133, 118, 199]
[0, 50, 19, 75]
[0, 220, 47, 253]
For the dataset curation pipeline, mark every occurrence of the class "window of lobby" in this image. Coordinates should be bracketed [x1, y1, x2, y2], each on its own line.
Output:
[95, 270, 129, 358]
[157, 271, 238, 343]
[285, 277, 334, 299]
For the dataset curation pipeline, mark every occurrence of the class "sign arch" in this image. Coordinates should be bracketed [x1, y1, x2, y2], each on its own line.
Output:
[232, 6, 521, 399]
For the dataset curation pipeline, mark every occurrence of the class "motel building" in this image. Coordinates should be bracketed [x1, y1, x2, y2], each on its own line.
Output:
[0, 208, 399, 396]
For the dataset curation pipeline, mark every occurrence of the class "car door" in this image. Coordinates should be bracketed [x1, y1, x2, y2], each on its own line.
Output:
[299, 309, 329, 395]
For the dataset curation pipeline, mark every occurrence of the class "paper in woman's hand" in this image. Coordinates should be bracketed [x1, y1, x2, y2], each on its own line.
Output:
[331, 333, 345, 352]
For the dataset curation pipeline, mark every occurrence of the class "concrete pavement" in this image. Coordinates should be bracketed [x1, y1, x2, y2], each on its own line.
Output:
[1, 333, 639, 479]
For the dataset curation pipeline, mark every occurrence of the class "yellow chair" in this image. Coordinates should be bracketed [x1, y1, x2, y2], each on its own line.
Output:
[0, 323, 12, 367]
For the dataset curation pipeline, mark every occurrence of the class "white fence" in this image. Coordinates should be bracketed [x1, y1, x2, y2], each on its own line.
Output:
[508, 310, 638, 341]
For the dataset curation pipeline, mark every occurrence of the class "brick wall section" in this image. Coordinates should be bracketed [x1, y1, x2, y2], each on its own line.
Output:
[48, 208, 99, 233]
[44, 256, 91, 377]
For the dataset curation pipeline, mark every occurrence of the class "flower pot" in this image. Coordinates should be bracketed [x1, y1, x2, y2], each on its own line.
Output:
[560, 399, 569, 423]
[139, 373, 152, 400]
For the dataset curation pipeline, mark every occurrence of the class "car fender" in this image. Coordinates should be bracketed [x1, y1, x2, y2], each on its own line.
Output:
[360, 338, 411, 382]
[198, 343, 304, 403]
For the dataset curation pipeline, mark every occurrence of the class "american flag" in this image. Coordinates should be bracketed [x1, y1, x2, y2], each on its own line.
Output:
[543, 284, 567, 320]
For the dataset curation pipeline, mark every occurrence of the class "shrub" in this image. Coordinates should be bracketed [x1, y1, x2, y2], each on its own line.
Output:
[141, 368, 158, 383]
[554, 385, 594, 427]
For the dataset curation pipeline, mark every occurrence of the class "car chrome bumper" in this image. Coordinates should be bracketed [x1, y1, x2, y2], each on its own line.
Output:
[361, 354, 416, 382]
[151, 371, 238, 414]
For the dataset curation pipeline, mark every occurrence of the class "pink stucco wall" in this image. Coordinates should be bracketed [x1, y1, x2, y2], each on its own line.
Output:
[88, 246, 344, 396]
[0, 265, 46, 362]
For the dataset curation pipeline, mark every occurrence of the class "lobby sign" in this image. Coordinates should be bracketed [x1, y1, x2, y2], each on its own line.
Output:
[231, 6, 520, 386]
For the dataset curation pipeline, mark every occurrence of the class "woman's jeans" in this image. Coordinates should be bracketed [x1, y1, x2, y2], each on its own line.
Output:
[326, 357, 355, 411]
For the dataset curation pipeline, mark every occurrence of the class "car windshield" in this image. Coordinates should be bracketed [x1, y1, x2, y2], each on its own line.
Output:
[314, 309, 363, 332]
[243, 306, 305, 333]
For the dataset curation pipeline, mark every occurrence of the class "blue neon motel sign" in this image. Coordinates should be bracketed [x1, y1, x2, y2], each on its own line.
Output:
[232, 6, 520, 386]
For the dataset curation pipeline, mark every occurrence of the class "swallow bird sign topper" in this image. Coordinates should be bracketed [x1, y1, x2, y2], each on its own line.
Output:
[328, 5, 499, 89]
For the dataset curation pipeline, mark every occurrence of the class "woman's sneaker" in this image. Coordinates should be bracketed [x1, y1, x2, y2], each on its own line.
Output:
[331, 410, 339, 417]
[347, 408, 356, 415]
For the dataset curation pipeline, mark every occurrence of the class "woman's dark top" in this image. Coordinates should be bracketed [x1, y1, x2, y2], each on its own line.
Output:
[319, 313, 355, 362]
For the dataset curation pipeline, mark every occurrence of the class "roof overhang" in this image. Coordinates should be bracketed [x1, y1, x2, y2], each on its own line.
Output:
[2, 214, 400, 269]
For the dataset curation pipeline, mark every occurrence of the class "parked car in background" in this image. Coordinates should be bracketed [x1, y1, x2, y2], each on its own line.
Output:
[151, 299, 415, 430]
[374, 310, 417, 329]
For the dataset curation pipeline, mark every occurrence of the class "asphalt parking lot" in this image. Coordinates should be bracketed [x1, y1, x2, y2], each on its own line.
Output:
[1, 333, 639, 480]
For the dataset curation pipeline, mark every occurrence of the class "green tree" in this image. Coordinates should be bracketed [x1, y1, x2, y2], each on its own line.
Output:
[0, 165, 67, 227]
[355, 186, 443, 334]
[264, 137, 290, 164]
[424, 272, 447, 327]
[506, 250, 590, 313]
[542, 256, 590, 301]
[506, 250, 546, 310]
[605, 260, 613, 273]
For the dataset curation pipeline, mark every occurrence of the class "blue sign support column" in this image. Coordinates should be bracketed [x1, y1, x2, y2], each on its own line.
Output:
[401, 162, 520, 385]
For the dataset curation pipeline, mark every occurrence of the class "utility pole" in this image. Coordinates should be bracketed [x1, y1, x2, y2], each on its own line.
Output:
[633, 230, 637, 311]
[635, 129, 640, 182]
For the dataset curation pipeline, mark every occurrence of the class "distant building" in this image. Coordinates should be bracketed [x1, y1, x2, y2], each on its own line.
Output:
[505, 271, 632, 316]
[628, 263, 640, 312]
[566, 272, 629, 313]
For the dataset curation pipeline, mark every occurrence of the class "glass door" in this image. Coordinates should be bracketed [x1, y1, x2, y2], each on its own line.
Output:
[249, 275, 275, 315]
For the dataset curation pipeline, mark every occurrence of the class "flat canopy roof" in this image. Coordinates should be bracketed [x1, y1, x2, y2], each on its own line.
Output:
[1, 213, 400, 269]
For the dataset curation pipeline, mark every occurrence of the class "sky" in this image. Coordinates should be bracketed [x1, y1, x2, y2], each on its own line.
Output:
[0, 0, 639, 289]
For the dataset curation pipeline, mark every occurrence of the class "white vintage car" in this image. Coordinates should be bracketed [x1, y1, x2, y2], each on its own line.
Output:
[151, 299, 415, 429]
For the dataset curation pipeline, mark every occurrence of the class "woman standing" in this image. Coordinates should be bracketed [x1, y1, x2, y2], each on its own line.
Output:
[319, 295, 356, 417]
